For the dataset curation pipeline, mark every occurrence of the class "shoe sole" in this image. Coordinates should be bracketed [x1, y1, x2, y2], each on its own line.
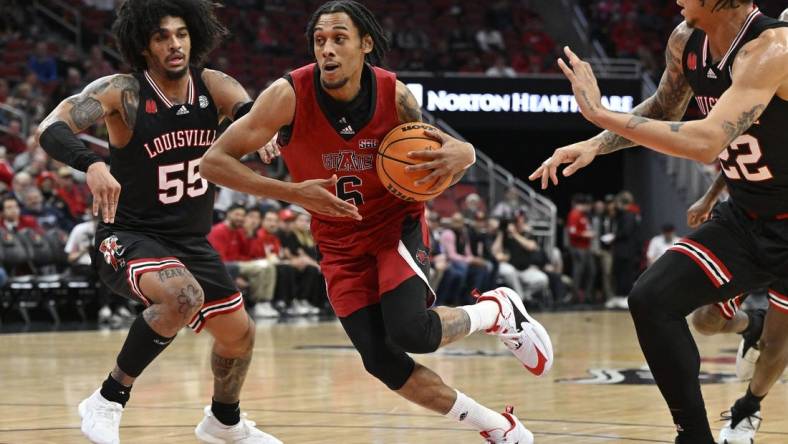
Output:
[498, 287, 555, 376]
[736, 338, 759, 381]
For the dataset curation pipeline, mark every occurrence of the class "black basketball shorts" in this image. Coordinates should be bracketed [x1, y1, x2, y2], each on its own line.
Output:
[666, 200, 788, 316]
[94, 226, 243, 332]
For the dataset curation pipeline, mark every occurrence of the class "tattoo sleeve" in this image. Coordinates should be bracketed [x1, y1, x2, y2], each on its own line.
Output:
[397, 85, 422, 123]
[592, 24, 694, 154]
[721, 104, 765, 146]
[112, 75, 140, 130]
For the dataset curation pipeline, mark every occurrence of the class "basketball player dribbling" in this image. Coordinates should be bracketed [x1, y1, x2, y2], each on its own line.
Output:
[36, 1, 280, 442]
[202, 1, 554, 442]
[530, 1, 788, 442]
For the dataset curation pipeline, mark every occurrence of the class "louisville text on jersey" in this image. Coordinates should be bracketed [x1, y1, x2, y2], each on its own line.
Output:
[144, 129, 217, 159]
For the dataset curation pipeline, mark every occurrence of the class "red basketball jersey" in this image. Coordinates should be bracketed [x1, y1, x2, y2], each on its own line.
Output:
[280, 63, 423, 242]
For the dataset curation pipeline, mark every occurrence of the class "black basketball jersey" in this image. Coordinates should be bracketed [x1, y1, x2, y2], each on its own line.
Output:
[106, 67, 218, 236]
[682, 9, 788, 218]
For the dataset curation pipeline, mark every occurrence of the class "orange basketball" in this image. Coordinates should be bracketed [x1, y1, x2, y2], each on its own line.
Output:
[377, 123, 453, 202]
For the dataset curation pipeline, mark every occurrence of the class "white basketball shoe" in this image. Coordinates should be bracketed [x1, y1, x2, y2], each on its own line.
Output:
[718, 410, 761, 444]
[195, 405, 283, 443]
[78, 389, 123, 444]
[480, 406, 534, 444]
[477, 287, 554, 376]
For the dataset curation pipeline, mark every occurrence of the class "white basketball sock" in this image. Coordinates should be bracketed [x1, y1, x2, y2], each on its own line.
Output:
[460, 300, 500, 334]
[446, 390, 510, 433]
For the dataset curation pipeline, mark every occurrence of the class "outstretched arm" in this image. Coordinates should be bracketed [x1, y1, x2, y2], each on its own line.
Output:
[36, 74, 136, 222]
[529, 23, 694, 188]
[201, 79, 361, 220]
[560, 28, 788, 163]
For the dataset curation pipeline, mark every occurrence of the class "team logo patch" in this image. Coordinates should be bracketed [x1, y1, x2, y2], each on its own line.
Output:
[145, 99, 157, 114]
[99, 235, 126, 271]
[687, 52, 697, 71]
[199, 95, 209, 109]
[358, 139, 378, 149]
[415, 248, 429, 266]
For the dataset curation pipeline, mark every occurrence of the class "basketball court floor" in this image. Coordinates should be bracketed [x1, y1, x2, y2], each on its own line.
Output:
[1, 311, 786, 443]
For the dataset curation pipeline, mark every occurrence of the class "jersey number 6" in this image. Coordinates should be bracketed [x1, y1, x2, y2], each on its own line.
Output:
[158, 159, 209, 205]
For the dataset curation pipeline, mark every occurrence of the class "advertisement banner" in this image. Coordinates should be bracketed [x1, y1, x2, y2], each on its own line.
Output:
[400, 75, 642, 131]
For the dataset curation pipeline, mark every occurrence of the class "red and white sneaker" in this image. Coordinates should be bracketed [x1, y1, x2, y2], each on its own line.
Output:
[476, 287, 554, 376]
[480, 406, 534, 444]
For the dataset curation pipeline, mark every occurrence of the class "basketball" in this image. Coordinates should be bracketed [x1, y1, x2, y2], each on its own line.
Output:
[376, 122, 453, 202]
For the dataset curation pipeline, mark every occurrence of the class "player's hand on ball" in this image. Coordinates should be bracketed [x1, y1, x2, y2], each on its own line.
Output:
[86, 162, 121, 224]
[294, 175, 362, 220]
[405, 129, 475, 193]
[687, 197, 714, 228]
[257, 136, 281, 164]
[528, 140, 600, 189]
[558, 46, 604, 125]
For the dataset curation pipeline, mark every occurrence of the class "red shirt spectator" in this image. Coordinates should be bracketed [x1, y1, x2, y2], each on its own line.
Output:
[55, 167, 89, 218]
[567, 201, 592, 249]
[2, 197, 41, 233]
[207, 205, 249, 262]
[0, 120, 28, 156]
[247, 210, 284, 259]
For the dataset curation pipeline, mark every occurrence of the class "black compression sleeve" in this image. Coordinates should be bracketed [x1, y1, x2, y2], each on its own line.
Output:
[233, 101, 253, 121]
[39, 121, 104, 172]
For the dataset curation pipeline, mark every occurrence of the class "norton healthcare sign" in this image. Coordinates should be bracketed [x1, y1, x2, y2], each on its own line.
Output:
[401, 75, 641, 131]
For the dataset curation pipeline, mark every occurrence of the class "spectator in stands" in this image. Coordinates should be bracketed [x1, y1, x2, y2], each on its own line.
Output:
[592, 196, 616, 302]
[21, 187, 71, 231]
[83, 45, 113, 82]
[476, 20, 505, 53]
[493, 211, 550, 302]
[28, 41, 57, 83]
[248, 209, 300, 315]
[440, 212, 492, 305]
[207, 203, 278, 318]
[485, 54, 517, 77]
[607, 191, 642, 309]
[0, 119, 27, 157]
[12, 134, 41, 171]
[254, 15, 279, 54]
[8, 76, 46, 122]
[461, 192, 485, 220]
[425, 209, 451, 291]
[65, 212, 133, 324]
[56, 43, 82, 79]
[37, 171, 76, 226]
[521, 20, 555, 56]
[469, 212, 499, 290]
[53, 67, 85, 106]
[55, 166, 88, 219]
[279, 211, 326, 314]
[1, 195, 40, 233]
[491, 186, 526, 221]
[10, 170, 34, 203]
[646, 223, 678, 267]
[567, 194, 596, 303]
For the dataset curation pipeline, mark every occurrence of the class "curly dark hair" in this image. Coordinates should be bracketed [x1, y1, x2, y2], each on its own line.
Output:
[305, 0, 390, 66]
[112, 0, 227, 72]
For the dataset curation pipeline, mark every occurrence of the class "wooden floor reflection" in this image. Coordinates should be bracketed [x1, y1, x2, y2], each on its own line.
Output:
[1, 311, 786, 443]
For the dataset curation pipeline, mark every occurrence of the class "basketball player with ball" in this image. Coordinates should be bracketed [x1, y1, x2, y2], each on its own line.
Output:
[202, 1, 552, 442]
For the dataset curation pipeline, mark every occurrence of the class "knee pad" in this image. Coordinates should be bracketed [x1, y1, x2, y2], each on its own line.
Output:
[360, 347, 415, 390]
[387, 310, 442, 354]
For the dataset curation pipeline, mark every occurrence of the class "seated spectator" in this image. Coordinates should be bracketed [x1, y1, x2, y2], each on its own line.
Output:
[438, 212, 492, 305]
[492, 212, 549, 302]
[56, 43, 82, 79]
[207, 204, 278, 318]
[646, 223, 678, 267]
[476, 22, 505, 53]
[461, 192, 485, 220]
[0, 119, 27, 157]
[247, 209, 301, 315]
[55, 167, 89, 219]
[491, 186, 526, 220]
[396, 24, 430, 51]
[485, 54, 516, 77]
[21, 187, 72, 231]
[10, 171, 34, 203]
[37, 171, 77, 226]
[277, 209, 326, 314]
[83, 45, 114, 82]
[0, 147, 14, 187]
[1, 196, 41, 233]
[28, 41, 58, 83]
[65, 213, 133, 324]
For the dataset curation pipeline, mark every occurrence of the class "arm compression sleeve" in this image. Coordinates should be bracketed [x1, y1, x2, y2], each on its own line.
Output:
[39, 121, 103, 172]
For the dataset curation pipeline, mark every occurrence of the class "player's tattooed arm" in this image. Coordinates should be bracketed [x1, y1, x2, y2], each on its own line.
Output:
[591, 22, 693, 155]
[39, 74, 139, 135]
[201, 69, 252, 121]
[395, 80, 422, 123]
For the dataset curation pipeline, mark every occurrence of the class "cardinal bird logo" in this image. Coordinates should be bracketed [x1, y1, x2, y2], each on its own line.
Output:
[687, 53, 698, 71]
[145, 99, 157, 114]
